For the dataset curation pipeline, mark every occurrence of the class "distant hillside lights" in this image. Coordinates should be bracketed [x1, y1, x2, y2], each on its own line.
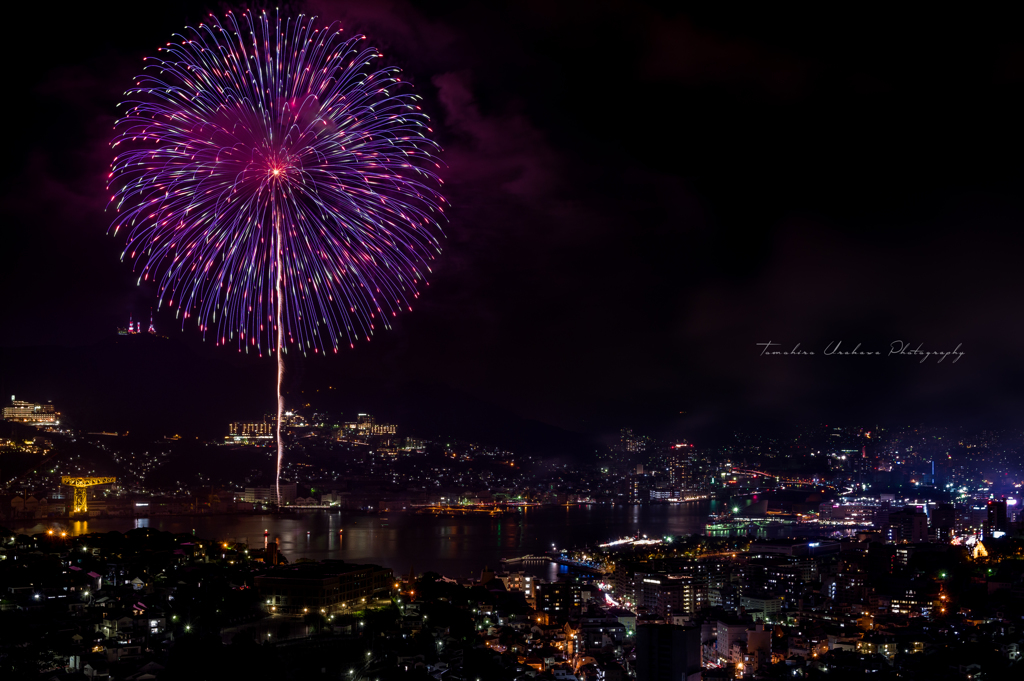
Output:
[3, 397, 58, 425]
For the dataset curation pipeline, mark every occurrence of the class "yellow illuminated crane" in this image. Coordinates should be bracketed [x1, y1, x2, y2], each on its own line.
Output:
[61, 476, 116, 515]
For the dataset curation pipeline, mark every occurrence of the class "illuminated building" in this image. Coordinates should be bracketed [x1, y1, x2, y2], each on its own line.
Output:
[228, 421, 273, 443]
[716, 616, 749, 662]
[628, 471, 652, 503]
[885, 506, 928, 543]
[739, 594, 782, 621]
[537, 581, 582, 613]
[269, 410, 307, 428]
[620, 427, 648, 453]
[742, 557, 806, 606]
[574, 617, 629, 652]
[232, 410, 307, 442]
[987, 499, 1008, 535]
[497, 571, 528, 592]
[650, 576, 706, 618]
[347, 413, 377, 435]
[338, 413, 398, 441]
[3, 398, 58, 425]
[929, 502, 956, 541]
[853, 448, 874, 481]
[242, 483, 297, 505]
[741, 624, 772, 675]
[667, 444, 707, 493]
[857, 634, 899, 659]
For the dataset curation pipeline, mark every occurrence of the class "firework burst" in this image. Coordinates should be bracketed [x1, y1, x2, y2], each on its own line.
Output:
[108, 9, 446, 499]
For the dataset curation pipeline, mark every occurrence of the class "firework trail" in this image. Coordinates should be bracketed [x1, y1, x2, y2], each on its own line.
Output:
[108, 9, 446, 502]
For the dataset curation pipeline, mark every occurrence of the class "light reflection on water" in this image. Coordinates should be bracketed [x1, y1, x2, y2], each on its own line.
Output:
[12, 502, 710, 578]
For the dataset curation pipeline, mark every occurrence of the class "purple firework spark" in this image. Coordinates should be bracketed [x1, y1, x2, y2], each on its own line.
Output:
[108, 9, 446, 501]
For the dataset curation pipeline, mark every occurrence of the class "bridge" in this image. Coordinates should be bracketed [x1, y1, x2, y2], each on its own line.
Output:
[61, 476, 116, 515]
[501, 555, 551, 564]
[730, 467, 833, 488]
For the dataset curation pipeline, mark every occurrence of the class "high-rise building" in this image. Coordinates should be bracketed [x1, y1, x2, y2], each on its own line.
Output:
[523, 574, 537, 600]
[667, 443, 707, 493]
[885, 506, 928, 544]
[987, 500, 1008, 535]
[636, 624, 701, 681]
[929, 503, 956, 541]
[653, 576, 706, 618]
[853, 447, 874, 482]
[537, 581, 582, 613]
[3, 398, 58, 425]
[629, 472, 652, 503]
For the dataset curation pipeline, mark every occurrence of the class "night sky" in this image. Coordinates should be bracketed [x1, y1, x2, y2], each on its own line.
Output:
[3, 1, 1024, 442]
